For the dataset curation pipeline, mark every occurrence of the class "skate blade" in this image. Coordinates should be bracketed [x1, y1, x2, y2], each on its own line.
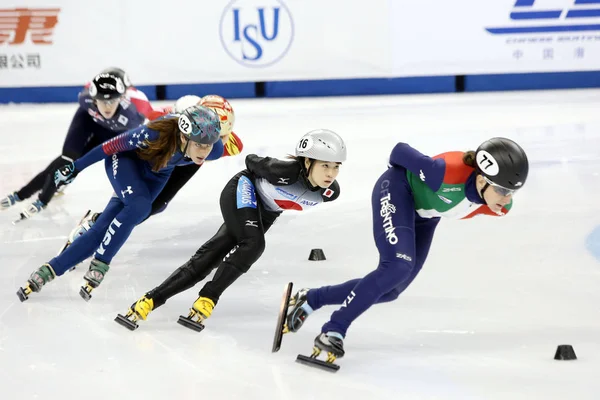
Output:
[57, 240, 72, 257]
[58, 210, 91, 256]
[296, 354, 340, 372]
[114, 314, 139, 331]
[79, 284, 93, 301]
[16, 286, 31, 302]
[272, 282, 293, 353]
[12, 213, 27, 225]
[177, 315, 205, 332]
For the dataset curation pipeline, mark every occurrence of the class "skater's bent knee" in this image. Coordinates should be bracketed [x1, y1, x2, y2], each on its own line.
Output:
[379, 256, 415, 272]
[375, 259, 414, 286]
[247, 235, 266, 256]
[381, 287, 401, 302]
[124, 200, 152, 221]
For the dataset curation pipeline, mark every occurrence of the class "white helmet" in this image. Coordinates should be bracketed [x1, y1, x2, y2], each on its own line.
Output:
[295, 129, 346, 163]
[173, 95, 201, 113]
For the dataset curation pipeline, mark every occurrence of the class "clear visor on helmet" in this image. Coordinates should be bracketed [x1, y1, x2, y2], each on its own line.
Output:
[484, 177, 517, 197]
[96, 97, 121, 107]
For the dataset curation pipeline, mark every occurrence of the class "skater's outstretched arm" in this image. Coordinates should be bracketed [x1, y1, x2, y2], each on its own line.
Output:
[245, 154, 302, 185]
[74, 125, 160, 171]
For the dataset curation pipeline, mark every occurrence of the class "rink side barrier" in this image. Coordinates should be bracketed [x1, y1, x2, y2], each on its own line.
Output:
[1, 71, 600, 104]
[165, 82, 256, 100]
[464, 71, 600, 92]
[0, 85, 159, 104]
[262, 76, 456, 97]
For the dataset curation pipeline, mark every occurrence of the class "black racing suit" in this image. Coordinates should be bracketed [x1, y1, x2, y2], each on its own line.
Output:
[146, 154, 340, 309]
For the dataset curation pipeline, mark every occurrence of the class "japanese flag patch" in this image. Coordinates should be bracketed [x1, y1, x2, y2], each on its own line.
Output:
[323, 188, 334, 198]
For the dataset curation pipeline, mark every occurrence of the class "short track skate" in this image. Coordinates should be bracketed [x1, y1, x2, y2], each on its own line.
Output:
[58, 210, 92, 253]
[296, 347, 341, 372]
[115, 310, 141, 331]
[12, 213, 28, 225]
[79, 283, 95, 301]
[177, 312, 206, 332]
[16, 284, 33, 302]
[272, 282, 293, 352]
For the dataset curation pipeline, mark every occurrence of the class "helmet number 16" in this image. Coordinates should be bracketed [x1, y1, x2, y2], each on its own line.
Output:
[298, 138, 309, 150]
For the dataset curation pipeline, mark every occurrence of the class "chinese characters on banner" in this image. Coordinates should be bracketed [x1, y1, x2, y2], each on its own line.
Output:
[0, 8, 60, 71]
[511, 47, 588, 60]
[0, 53, 41, 69]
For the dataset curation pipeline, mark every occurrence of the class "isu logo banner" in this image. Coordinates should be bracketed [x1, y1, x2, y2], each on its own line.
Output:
[0, 8, 60, 45]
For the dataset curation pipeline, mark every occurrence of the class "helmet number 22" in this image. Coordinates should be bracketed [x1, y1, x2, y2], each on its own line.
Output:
[178, 115, 192, 134]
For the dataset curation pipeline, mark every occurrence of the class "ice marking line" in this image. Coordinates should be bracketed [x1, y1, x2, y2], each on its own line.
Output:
[585, 225, 600, 262]
[3, 235, 67, 244]
[0, 302, 15, 320]
[417, 330, 475, 334]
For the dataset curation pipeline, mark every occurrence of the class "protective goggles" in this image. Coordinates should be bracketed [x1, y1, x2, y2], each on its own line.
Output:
[484, 177, 517, 197]
[96, 98, 121, 106]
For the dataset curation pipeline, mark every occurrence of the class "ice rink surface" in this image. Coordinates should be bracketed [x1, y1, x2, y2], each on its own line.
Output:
[1, 89, 599, 400]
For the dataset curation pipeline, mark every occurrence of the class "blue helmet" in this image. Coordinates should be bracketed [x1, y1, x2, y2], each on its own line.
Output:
[177, 105, 221, 145]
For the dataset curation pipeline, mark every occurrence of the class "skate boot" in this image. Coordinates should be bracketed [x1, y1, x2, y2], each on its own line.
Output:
[177, 297, 215, 332]
[115, 295, 155, 331]
[296, 332, 345, 372]
[79, 259, 110, 301]
[1, 191, 21, 211]
[13, 199, 45, 224]
[285, 288, 313, 333]
[314, 332, 345, 358]
[58, 210, 100, 261]
[17, 263, 56, 302]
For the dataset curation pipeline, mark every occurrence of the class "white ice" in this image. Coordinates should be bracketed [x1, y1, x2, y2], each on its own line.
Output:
[1, 89, 599, 400]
